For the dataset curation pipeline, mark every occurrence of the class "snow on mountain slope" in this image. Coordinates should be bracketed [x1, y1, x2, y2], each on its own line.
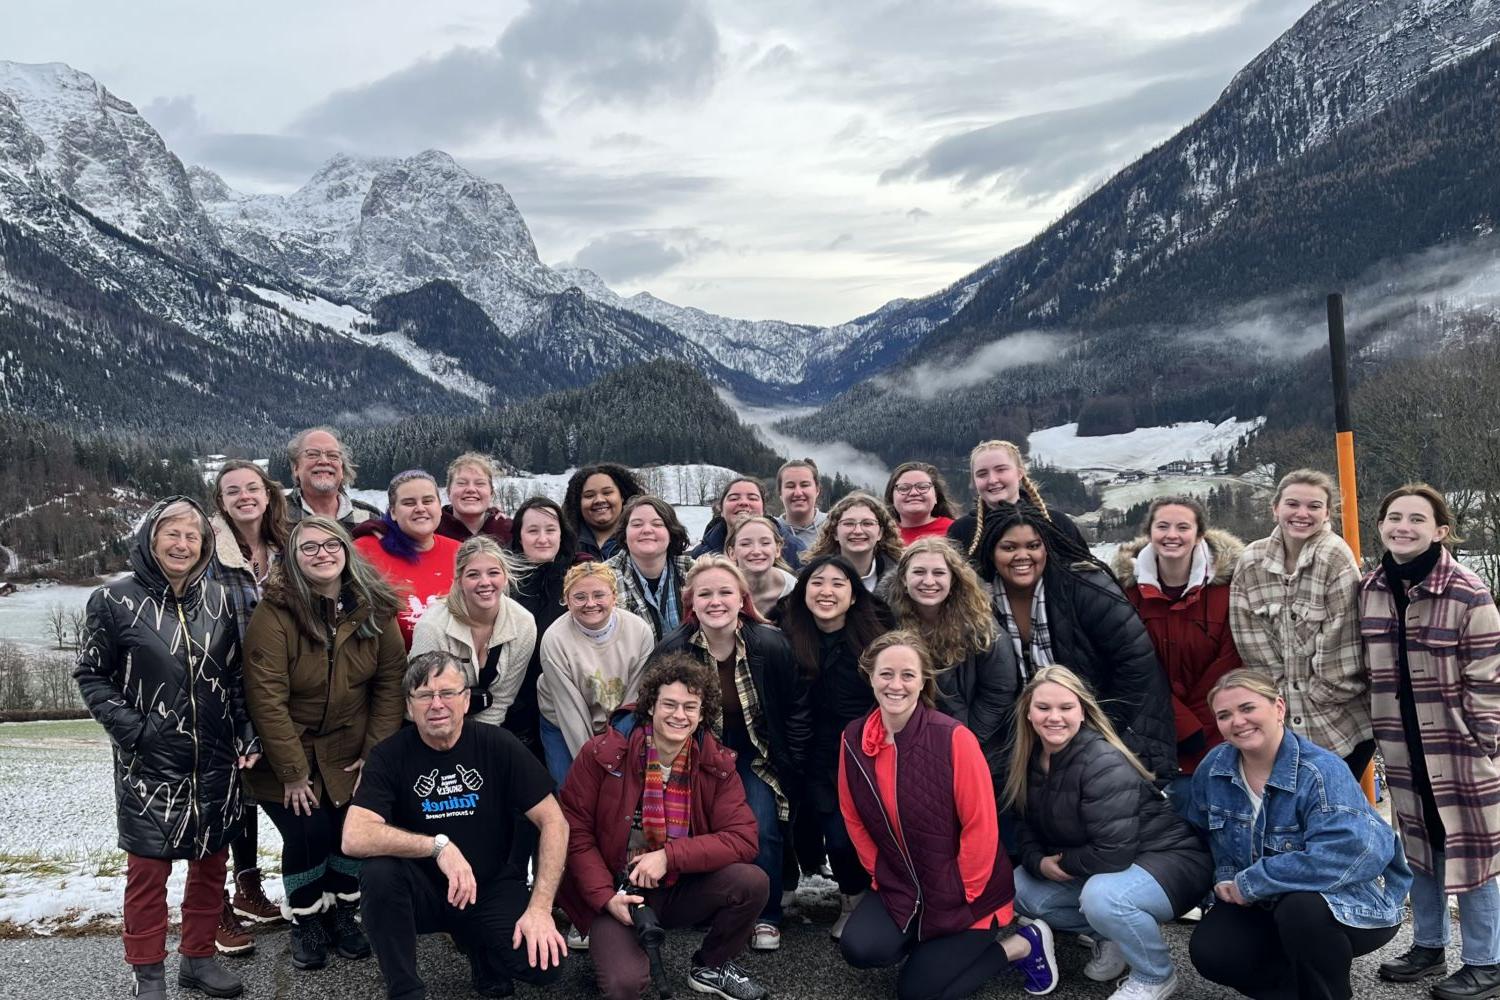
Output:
[1028, 418, 1265, 474]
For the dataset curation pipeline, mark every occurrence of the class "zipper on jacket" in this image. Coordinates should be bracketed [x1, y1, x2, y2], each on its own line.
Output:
[175, 600, 201, 842]
[846, 737, 921, 932]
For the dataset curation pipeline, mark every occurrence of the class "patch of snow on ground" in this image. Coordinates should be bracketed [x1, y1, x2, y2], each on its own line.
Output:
[347, 328, 493, 404]
[0, 581, 101, 650]
[248, 286, 367, 332]
[1029, 418, 1264, 474]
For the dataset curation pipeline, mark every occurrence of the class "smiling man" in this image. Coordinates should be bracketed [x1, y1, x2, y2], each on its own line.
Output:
[284, 426, 382, 530]
[343, 651, 570, 1000]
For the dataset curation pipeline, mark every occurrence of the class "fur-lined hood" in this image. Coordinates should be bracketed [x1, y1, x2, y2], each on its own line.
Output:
[1113, 528, 1244, 590]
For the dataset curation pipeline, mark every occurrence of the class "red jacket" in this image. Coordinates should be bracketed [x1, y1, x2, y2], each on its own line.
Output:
[558, 724, 757, 933]
[1113, 529, 1245, 774]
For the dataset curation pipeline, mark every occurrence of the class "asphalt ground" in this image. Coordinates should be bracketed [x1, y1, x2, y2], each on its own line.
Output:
[0, 891, 1446, 1000]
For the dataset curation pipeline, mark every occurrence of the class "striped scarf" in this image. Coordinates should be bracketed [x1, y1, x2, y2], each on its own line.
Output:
[641, 725, 694, 884]
[992, 579, 1053, 681]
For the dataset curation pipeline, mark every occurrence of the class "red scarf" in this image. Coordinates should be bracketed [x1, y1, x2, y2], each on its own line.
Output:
[641, 725, 694, 886]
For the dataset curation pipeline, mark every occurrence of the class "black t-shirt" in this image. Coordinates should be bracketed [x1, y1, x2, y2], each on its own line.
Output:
[354, 722, 554, 885]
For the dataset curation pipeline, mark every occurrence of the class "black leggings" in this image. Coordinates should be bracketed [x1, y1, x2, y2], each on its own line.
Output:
[1190, 892, 1398, 1000]
[230, 803, 259, 876]
[841, 891, 1013, 1000]
[261, 794, 358, 915]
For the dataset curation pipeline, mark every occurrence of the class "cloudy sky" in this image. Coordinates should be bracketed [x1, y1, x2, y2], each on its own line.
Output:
[8, 0, 1314, 325]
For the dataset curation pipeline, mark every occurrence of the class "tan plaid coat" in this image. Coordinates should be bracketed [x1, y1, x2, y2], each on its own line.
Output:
[1361, 550, 1500, 891]
[1229, 526, 1372, 756]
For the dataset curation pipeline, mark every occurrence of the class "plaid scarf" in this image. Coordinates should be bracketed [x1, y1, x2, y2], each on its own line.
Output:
[992, 580, 1053, 681]
[641, 725, 694, 884]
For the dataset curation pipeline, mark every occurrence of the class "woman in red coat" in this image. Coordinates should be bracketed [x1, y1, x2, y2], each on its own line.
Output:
[1112, 496, 1243, 810]
[558, 652, 770, 1000]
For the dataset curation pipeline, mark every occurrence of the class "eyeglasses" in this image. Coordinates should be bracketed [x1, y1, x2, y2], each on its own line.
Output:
[893, 483, 933, 496]
[838, 519, 880, 531]
[297, 539, 344, 556]
[300, 448, 343, 462]
[410, 688, 468, 704]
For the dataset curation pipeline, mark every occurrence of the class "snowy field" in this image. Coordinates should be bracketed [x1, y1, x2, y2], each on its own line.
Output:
[0, 718, 284, 933]
[1028, 418, 1264, 474]
[0, 581, 101, 652]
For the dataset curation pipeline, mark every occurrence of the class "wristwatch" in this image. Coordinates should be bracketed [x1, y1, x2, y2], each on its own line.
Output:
[430, 833, 450, 860]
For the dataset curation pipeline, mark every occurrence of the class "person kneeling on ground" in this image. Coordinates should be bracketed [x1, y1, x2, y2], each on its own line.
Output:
[839, 632, 1060, 999]
[343, 651, 569, 1000]
[559, 652, 772, 1000]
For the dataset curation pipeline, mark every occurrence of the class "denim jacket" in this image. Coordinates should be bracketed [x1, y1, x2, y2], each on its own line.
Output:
[1185, 729, 1411, 928]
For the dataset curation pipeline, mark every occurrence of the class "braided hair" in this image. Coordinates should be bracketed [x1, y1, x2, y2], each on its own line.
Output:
[965, 440, 1055, 558]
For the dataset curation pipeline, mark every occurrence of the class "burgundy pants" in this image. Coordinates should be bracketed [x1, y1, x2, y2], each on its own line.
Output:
[122, 849, 227, 966]
[588, 863, 768, 1000]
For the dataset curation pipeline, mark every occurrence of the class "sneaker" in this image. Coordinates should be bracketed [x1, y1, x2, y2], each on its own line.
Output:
[289, 916, 330, 971]
[1009, 918, 1059, 996]
[566, 926, 590, 952]
[1378, 944, 1447, 983]
[326, 901, 371, 960]
[1432, 963, 1500, 1000]
[231, 868, 284, 925]
[1176, 906, 1203, 923]
[750, 921, 781, 951]
[1107, 972, 1178, 1000]
[688, 960, 770, 1000]
[215, 891, 255, 956]
[829, 891, 864, 941]
[1084, 938, 1127, 982]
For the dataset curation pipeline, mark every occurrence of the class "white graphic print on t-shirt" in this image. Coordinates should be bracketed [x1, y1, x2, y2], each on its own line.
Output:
[414, 765, 484, 819]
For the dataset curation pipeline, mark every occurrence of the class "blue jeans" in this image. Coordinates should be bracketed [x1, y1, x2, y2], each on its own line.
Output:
[539, 715, 637, 788]
[1410, 854, 1500, 966]
[737, 755, 784, 925]
[1014, 863, 1177, 984]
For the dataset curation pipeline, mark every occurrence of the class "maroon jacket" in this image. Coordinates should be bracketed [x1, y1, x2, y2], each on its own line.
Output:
[558, 724, 757, 933]
[437, 505, 513, 545]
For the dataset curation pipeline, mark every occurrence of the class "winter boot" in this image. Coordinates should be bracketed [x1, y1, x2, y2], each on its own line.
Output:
[130, 962, 166, 999]
[178, 954, 245, 998]
[215, 890, 255, 956]
[289, 914, 330, 971]
[231, 867, 284, 924]
[326, 900, 371, 960]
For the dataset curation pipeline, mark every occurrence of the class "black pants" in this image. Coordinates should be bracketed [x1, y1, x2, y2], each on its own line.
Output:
[359, 855, 562, 1000]
[1342, 739, 1377, 781]
[230, 803, 259, 876]
[1189, 892, 1398, 1000]
[260, 795, 358, 915]
[840, 891, 1013, 1000]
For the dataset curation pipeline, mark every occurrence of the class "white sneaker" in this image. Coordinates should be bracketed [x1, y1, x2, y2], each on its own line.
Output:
[1085, 938, 1128, 982]
[566, 926, 589, 951]
[750, 921, 781, 951]
[1177, 906, 1203, 922]
[829, 891, 864, 941]
[1108, 972, 1178, 1000]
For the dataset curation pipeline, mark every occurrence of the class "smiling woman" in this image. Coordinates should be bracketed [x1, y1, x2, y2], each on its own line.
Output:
[353, 470, 462, 649]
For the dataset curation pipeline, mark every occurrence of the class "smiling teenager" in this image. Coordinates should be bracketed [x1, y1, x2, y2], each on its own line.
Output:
[351, 470, 462, 649]
[1229, 469, 1374, 777]
[838, 633, 1060, 999]
[207, 461, 292, 948]
[947, 440, 1089, 570]
[242, 516, 406, 973]
[727, 515, 799, 619]
[655, 554, 810, 951]
[605, 495, 697, 643]
[883, 461, 957, 545]
[503, 496, 580, 760]
[1005, 667, 1211, 1000]
[437, 452, 513, 545]
[1184, 670, 1410, 1000]
[1359, 484, 1500, 998]
[563, 463, 645, 562]
[776, 459, 827, 548]
[806, 491, 905, 595]
[694, 476, 806, 567]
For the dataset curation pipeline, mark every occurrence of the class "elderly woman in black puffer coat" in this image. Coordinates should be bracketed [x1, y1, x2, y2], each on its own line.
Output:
[75, 496, 259, 1000]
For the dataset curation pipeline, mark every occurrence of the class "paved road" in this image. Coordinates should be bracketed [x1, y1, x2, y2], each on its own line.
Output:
[0, 893, 1439, 1000]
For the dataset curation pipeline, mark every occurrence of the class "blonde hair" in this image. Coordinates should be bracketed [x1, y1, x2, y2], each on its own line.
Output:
[887, 537, 996, 668]
[725, 515, 793, 573]
[562, 560, 619, 599]
[1003, 665, 1154, 812]
[858, 630, 939, 708]
[446, 452, 499, 492]
[966, 439, 1053, 557]
[1207, 668, 1283, 709]
[1272, 468, 1339, 515]
[683, 552, 767, 624]
[446, 536, 530, 626]
[807, 491, 904, 566]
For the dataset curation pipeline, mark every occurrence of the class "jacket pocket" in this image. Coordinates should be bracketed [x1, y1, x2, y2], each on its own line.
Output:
[1290, 602, 1327, 653]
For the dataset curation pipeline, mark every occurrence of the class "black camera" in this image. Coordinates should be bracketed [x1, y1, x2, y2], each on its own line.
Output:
[617, 869, 672, 997]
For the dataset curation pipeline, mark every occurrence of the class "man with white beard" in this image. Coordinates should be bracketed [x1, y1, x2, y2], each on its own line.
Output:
[284, 426, 382, 530]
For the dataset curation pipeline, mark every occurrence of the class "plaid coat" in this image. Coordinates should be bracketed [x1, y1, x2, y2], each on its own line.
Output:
[1360, 549, 1500, 891]
[1229, 526, 1372, 756]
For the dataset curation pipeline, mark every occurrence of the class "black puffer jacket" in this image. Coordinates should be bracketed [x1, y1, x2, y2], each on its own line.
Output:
[656, 619, 812, 803]
[1031, 566, 1178, 781]
[1017, 727, 1211, 914]
[935, 640, 1020, 794]
[74, 497, 257, 860]
[508, 556, 572, 751]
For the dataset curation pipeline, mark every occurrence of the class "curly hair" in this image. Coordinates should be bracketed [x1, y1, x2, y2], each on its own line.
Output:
[562, 463, 645, 537]
[633, 650, 723, 730]
[883, 461, 957, 524]
[806, 491, 904, 567]
[612, 494, 690, 559]
[212, 459, 290, 554]
[887, 537, 996, 669]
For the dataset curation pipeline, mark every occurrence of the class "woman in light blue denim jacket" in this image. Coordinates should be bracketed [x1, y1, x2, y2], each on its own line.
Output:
[1183, 668, 1410, 1000]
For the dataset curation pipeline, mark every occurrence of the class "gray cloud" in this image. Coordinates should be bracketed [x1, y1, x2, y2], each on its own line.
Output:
[144, 95, 339, 186]
[566, 228, 722, 283]
[906, 207, 931, 221]
[291, 0, 721, 150]
[827, 232, 853, 250]
[881, 330, 1070, 397]
[464, 156, 721, 229]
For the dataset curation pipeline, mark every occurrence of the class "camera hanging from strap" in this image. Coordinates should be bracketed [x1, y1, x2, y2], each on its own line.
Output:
[466, 644, 503, 716]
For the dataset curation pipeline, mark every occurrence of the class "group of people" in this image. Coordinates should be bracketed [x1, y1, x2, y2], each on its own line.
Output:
[72, 425, 1500, 1000]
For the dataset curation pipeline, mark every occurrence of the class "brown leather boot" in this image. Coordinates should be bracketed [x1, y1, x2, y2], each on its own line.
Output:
[214, 891, 255, 956]
[231, 868, 284, 925]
